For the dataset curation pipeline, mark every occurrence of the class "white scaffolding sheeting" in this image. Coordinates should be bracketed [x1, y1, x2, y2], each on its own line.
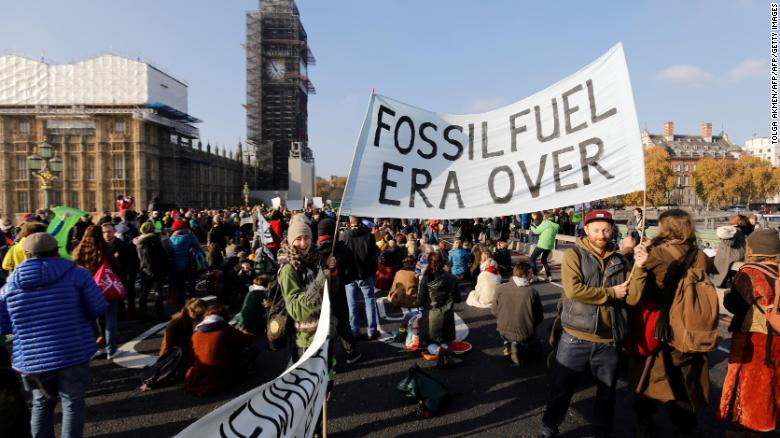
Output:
[0, 54, 188, 113]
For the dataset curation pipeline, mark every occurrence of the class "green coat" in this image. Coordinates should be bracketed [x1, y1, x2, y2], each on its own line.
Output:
[531, 219, 560, 250]
[278, 264, 327, 348]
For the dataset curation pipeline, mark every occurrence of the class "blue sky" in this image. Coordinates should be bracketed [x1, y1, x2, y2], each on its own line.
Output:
[1, 0, 766, 177]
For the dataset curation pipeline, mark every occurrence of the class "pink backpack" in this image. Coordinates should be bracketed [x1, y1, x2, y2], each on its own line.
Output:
[93, 262, 126, 301]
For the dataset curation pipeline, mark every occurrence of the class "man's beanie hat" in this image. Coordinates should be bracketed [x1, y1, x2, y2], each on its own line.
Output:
[747, 229, 780, 257]
[22, 232, 58, 256]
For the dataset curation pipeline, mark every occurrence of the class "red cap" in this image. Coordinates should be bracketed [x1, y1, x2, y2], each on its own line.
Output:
[584, 210, 614, 225]
[172, 219, 189, 232]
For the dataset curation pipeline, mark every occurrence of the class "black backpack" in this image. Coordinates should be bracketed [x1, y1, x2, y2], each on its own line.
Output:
[138, 346, 183, 391]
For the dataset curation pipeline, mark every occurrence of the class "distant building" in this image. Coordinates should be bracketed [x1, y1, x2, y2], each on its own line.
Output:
[286, 142, 315, 201]
[0, 54, 247, 217]
[642, 121, 741, 207]
[745, 137, 779, 166]
[246, 0, 315, 194]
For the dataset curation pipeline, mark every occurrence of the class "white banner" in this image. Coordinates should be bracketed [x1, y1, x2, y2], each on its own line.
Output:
[258, 214, 272, 246]
[341, 43, 645, 219]
[177, 288, 331, 438]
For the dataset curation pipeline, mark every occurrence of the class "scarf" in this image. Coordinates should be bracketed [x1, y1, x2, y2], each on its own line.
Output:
[277, 240, 320, 271]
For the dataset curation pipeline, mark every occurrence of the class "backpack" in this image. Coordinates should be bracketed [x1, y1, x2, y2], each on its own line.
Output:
[739, 263, 780, 334]
[396, 364, 451, 416]
[264, 272, 290, 351]
[94, 262, 126, 301]
[138, 346, 183, 391]
[189, 245, 208, 273]
[668, 249, 720, 353]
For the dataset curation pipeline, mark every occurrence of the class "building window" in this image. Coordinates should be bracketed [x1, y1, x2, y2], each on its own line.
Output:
[115, 120, 126, 134]
[87, 159, 95, 180]
[684, 176, 689, 186]
[68, 157, 79, 180]
[676, 175, 681, 186]
[87, 191, 96, 212]
[70, 191, 80, 209]
[16, 157, 27, 180]
[684, 164, 689, 172]
[112, 155, 125, 179]
[51, 191, 62, 207]
[17, 192, 29, 212]
[675, 164, 681, 172]
[18, 120, 30, 134]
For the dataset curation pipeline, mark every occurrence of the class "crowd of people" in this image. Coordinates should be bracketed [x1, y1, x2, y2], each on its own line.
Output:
[0, 201, 777, 437]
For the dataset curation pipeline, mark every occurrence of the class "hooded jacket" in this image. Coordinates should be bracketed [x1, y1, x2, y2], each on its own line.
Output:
[166, 230, 200, 272]
[134, 233, 171, 279]
[340, 224, 378, 281]
[0, 258, 107, 373]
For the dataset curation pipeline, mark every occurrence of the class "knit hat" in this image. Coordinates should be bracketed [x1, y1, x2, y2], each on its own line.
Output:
[746, 229, 780, 256]
[22, 232, 58, 256]
[172, 219, 189, 232]
[140, 221, 155, 235]
[317, 217, 336, 238]
[287, 214, 312, 245]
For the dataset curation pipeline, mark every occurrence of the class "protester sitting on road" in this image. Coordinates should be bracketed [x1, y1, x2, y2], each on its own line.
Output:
[278, 214, 333, 362]
[417, 251, 460, 367]
[0, 232, 107, 438]
[466, 258, 501, 308]
[492, 262, 544, 366]
[530, 211, 559, 282]
[72, 225, 123, 359]
[469, 243, 489, 287]
[447, 240, 471, 281]
[160, 298, 207, 376]
[1, 221, 47, 272]
[238, 275, 269, 336]
[710, 225, 746, 288]
[185, 305, 253, 397]
[404, 233, 419, 262]
[719, 229, 780, 434]
[389, 256, 419, 309]
[493, 240, 512, 278]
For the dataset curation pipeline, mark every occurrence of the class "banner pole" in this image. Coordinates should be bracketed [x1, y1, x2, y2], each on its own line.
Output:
[322, 398, 328, 438]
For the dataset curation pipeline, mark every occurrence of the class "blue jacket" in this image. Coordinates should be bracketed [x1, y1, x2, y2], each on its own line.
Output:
[448, 248, 471, 276]
[166, 231, 200, 272]
[0, 257, 107, 374]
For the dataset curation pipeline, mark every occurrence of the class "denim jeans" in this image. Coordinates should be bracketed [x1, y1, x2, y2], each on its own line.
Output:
[104, 300, 119, 356]
[22, 361, 90, 438]
[345, 277, 378, 337]
[529, 246, 551, 277]
[542, 331, 620, 435]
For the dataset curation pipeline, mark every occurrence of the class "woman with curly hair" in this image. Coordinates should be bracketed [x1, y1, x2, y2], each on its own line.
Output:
[72, 225, 121, 359]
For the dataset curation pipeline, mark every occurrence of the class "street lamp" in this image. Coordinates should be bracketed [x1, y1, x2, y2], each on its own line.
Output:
[27, 140, 62, 209]
[242, 181, 250, 207]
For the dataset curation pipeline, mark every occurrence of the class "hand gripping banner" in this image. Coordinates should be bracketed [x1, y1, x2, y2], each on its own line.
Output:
[176, 288, 331, 438]
[340, 43, 645, 219]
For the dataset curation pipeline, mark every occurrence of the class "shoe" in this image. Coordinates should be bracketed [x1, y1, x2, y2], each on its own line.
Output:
[96, 337, 106, 348]
[366, 333, 380, 341]
[510, 342, 521, 366]
[502, 346, 511, 357]
[346, 351, 362, 365]
[538, 426, 559, 438]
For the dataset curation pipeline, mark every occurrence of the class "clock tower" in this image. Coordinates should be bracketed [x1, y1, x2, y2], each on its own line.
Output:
[246, 0, 315, 191]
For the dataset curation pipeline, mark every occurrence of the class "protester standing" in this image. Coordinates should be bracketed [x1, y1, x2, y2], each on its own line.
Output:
[540, 210, 642, 438]
[341, 216, 379, 339]
[0, 233, 107, 438]
[530, 211, 559, 282]
[134, 222, 170, 321]
[719, 229, 780, 434]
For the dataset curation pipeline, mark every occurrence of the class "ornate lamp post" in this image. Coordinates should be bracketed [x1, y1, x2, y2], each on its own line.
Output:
[242, 181, 250, 207]
[27, 140, 62, 209]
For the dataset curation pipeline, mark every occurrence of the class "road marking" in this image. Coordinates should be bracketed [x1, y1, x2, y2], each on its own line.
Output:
[376, 297, 469, 348]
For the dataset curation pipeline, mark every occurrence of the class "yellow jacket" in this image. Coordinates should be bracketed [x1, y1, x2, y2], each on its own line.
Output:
[2, 238, 27, 272]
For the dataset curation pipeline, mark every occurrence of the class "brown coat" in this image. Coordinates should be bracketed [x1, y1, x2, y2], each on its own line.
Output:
[388, 269, 418, 308]
[628, 240, 710, 410]
[185, 325, 252, 397]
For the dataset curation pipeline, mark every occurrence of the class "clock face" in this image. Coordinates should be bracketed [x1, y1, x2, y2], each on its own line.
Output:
[266, 59, 285, 80]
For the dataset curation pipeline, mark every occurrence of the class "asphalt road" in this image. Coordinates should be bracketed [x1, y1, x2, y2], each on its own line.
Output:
[40, 255, 773, 438]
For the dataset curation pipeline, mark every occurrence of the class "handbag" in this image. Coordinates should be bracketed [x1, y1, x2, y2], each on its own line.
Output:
[93, 262, 126, 301]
